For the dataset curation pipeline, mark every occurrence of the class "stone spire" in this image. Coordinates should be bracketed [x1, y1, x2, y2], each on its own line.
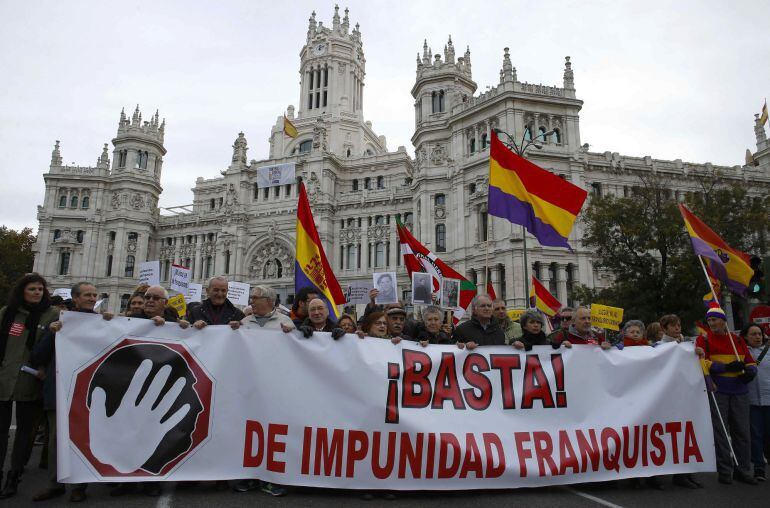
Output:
[422, 39, 430, 65]
[50, 140, 62, 167]
[444, 35, 455, 64]
[97, 143, 110, 169]
[500, 47, 515, 83]
[159, 118, 166, 143]
[342, 7, 349, 33]
[464, 46, 472, 76]
[755, 113, 768, 144]
[563, 56, 575, 90]
[131, 105, 141, 125]
[332, 4, 340, 32]
[307, 10, 317, 41]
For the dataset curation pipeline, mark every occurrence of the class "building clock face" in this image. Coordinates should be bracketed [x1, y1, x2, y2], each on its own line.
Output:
[312, 43, 327, 56]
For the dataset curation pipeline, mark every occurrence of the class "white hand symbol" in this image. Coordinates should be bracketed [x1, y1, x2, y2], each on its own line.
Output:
[89, 359, 191, 473]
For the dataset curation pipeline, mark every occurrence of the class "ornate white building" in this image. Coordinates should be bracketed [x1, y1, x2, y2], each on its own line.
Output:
[33, 6, 770, 313]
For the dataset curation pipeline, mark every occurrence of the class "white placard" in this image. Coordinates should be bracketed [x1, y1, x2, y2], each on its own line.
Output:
[56, 313, 715, 487]
[411, 272, 433, 305]
[52, 288, 72, 300]
[373, 272, 398, 305]
[344, 281, 372, 305]
[185, 283, 203, 303]
[138, 261, 160, 286]
[226, 281, 250, 306]
[169, 265, 191, 293]
[256, 162, 296, 188]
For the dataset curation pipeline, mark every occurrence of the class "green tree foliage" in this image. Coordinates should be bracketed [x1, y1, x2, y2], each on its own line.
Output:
[0, 226, 36, 307]
[575, 174, 769, 329]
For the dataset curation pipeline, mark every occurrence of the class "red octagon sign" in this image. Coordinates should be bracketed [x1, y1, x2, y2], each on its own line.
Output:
[68, 337, 214, 478]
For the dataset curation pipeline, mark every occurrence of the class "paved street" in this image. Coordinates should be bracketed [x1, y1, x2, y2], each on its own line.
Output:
[5, 442, 769, 507]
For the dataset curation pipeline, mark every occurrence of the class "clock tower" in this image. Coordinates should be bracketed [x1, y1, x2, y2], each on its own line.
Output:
[298, 5, 365, 119]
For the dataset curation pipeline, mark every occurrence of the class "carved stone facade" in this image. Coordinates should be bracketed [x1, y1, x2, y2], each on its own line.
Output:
[33, 7, 770, 313]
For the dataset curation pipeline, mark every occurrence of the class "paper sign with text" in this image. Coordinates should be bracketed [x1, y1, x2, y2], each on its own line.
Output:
[186, 283, 203, 303]
[167, 294, 187, 318]
[344, 281, 372, 305]
[591, 304, 624, 331]
[227, 281, 250, 306]
[138, 261, 160, 286]
[169, 265, 191, 293]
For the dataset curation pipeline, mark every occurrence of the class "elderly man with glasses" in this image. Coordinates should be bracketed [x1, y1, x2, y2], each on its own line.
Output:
[187, 276, 244, 330]
[131, 285, 188, 328]
[241, 285, 295, 332]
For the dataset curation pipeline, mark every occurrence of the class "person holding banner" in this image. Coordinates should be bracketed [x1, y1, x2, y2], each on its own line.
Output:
[336, 314, 358, 335]
[415, 306, 452, 346]
[550, 306, 611, 349]
[0, 273, 59, 499]
[126, 293, 145, 317]
[453, 294, 505, 349]
[696, 304, 758, 485]
[385, 307, 413, 343]
[30, 281, 113, 502]
[659, 314, 695, 343]
[241, 286, 295, 332]
[513, 310, 548, 351]
[358, 311, 390, 340]
[187, 276, 244, 329]
[617, 320, 650, 348]
[132, 286, 185, 327]
[291, 287, 320, 327]
[743, 322, 770, 481]
[493, 299, 522, 344]
[297, 299, 345, 340]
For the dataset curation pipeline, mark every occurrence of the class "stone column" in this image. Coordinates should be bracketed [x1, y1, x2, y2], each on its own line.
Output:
[556, 264, 568, 304]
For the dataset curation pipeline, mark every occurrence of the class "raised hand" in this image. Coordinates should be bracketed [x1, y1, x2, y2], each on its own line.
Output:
[89, 359, 190, 473]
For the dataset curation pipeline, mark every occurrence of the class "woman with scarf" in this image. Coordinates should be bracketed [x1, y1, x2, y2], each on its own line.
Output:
[0, 273, 59, 498]
[513, 310, 548, 351]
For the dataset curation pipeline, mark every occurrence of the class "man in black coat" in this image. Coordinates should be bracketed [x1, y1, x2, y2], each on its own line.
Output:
[453, 294, 505, 348]
[187, 276, 244, 329]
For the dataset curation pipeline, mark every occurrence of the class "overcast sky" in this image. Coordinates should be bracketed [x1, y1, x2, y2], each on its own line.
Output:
[1, 0, 768, 232]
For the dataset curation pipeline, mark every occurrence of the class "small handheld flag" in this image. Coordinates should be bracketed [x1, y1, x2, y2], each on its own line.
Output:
[529, 276, 562, 317]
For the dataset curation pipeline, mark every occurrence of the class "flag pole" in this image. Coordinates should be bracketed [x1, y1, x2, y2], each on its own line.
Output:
[522, 225, 530, 307]
[697, 255, 741, 361]
[485, 213, 491, 296]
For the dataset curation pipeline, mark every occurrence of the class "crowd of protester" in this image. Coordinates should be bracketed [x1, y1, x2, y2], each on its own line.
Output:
[0, 272, 768, 501]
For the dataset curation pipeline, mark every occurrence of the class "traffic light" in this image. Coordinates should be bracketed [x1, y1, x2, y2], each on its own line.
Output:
[748, 256, 765, 298]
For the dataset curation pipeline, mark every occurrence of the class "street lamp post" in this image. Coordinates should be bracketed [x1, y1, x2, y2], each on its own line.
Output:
[492, 127, 555, 308]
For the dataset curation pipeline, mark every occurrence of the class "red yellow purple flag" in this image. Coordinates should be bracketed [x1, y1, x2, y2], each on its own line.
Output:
[488, 131, 587, 250]
[678, 204, 753, 296]
[529, 276, 562, 317]
[295, 182, 345, 319]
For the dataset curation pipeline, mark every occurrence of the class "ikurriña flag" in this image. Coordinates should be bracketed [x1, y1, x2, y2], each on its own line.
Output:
[488, 130, 588, 250]
[396, 218, 476, 320]
[295, 182, 345, 319]
[678, 204, 753, 296]
[529, 276, 562, 317]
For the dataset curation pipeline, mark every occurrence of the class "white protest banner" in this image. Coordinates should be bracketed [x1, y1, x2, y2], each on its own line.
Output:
[186, 283, 203, 303]
[344, 281, 372, 305]
[56, 312, 715, 487]
[169, 265, 191, 293]
[138, 261, 160, 286]
[256, 162, 296, 188]
[226, 281, 250, 306]
[52, 288, 72, 300]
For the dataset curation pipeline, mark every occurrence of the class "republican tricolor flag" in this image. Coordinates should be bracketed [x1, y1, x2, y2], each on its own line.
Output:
[295, 182, 345, 319]
[529, 276, 562, 317]
[396, 218, 477, 320]
[679, 204, 753, 296]
[488, 131, 588, 250]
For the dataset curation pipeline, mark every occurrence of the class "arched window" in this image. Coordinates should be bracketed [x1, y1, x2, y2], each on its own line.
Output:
[205, 256, 212, 278]
[432, 91, 439, 113]
[352, 179, 359, 191]
[298, 140, 312, 154]
[432, 90, 445, 113]
[76, 230, 84, 243]
[347, 245, 356, 270]
[532, 262, 542, 281]
[70, 195, 78, 208]
[538, 126, 547, 142]
[81, 196, 89, 209]
[469, 138, 476, 154]
[139, 151, 149, 169]
[118, 150, 127, 168]
[469, 183, 476, 194]
[365, 148, 374, 156]
[481, 133, 488, 149]
[480, 211, 488, 241]
[551, 128, 561, 144]
[591, 182, 602, 197]
[253, 183, 259, 200]
[224, 251, 231, 274]
[127, 232, 138, 241]
[377, 176, 384, 189]
[164, 260, 171, 280]
[524, 126, 532, 141]
[435, 224, 446, 252]
[403, 212, 413, 225]
[59, 195, 67, 208]
[53, 229, 61, 241]
[364, 177, 371, 190]
[498, 263, 507, 300]
[468, 268, 477, 287]
[124, 255, 135, 277]
[59, 251, 70, 275]
[106, 255, 113, 276]
[210, 198, 216, 209]
[434, 194, 446, 206]
[375, 215, 385, 225]
[439, 90, 445, 112]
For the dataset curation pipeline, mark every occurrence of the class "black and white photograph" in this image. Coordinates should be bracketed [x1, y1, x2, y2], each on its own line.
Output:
[411, 272, 433, 305]
[441, 278, 460, 309]
[373, 271, 398, 304]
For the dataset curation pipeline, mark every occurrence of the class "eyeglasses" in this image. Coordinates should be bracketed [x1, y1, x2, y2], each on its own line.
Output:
[375, 320, 387, 326]
[144, 294, 166, 301]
